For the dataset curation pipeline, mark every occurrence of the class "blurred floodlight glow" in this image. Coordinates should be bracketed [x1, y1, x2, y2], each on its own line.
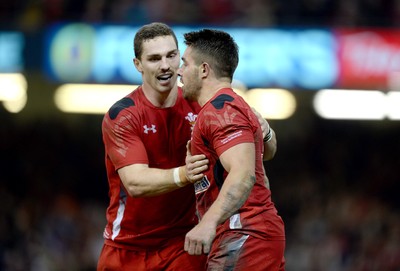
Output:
[0, 73, 27, 113]
[313, 89, 387, 120]
[54, 84, 295, 118]
[246, 88, 296, 119]
[3, 93, 27, 113]
[55, 84, 137, 114]
[387, 91, 400, 120]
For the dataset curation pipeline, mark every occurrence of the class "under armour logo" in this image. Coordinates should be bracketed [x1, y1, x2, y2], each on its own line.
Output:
[143, 124, 157, 134]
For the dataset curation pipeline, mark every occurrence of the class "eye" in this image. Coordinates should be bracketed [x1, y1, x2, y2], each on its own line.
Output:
[168, 52, 177, 58]
[148, 56, 161, 62]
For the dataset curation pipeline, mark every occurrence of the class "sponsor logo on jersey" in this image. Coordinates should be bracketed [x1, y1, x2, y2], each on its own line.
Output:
[143, 124, 157, 134]
[221, 130, 243, 144]
[194, 175, 210, 194]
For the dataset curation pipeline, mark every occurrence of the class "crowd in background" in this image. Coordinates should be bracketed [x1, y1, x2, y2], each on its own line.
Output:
[1, 0, 400, 31]
[1, 0, 400, 270]
[1, 105, 399, 271]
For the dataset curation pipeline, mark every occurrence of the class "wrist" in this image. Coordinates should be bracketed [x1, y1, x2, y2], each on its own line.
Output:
[263, 128, 274, 143]
[173, 167, 185, 187]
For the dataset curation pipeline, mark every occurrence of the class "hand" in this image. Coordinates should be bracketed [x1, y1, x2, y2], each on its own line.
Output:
[184, 221, 216, 255]
[251, 107, 269, 138]
[183, 141, 208, 184]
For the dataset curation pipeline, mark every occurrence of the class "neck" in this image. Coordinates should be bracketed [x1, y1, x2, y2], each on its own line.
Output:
[142, 84, 178, 108]
[198, 80, 231, 107]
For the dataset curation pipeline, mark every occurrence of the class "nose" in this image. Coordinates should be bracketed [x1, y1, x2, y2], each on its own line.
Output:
[160, 57, 170, 71]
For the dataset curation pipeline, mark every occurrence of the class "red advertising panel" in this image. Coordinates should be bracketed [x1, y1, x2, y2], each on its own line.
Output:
[335, 29, 400, 90]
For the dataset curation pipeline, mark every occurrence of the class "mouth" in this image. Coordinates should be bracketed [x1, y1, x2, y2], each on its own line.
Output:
[157, 73, 174, 84]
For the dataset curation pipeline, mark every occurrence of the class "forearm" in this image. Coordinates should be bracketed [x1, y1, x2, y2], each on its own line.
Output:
[201, 171, 255, 226]
[118, 165, 189, 197]
[184, 144, 255, 255]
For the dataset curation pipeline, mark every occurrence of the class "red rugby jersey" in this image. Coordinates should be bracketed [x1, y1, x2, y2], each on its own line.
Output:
[190, 88, 285, 241]
[101, 86, 200, 248]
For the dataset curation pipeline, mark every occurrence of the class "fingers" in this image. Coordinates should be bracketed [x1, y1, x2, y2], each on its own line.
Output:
[195, 242, 203, 255]
[185, 236, 209, 255]
[186, 154, 208, 179]
[259, 116, 269, 139]
[185, 140, 209, 183]
[185, 235, 202, 255]
[187, 141, 207, 162]
[184, 235, 190, 252]
[185, 224, 216, 255]
[260, 118, 269, 139]
[189, 155, 208, 167]
[186, 156, 208, 183]
[251, 107, 269, 138]
[202, 241, 211, 254]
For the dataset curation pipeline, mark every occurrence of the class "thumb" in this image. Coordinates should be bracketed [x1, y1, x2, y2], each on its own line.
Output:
[186, 140, 192, 156]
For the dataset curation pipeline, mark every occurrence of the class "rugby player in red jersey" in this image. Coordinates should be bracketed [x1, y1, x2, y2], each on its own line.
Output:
[179, 29, 286, 271]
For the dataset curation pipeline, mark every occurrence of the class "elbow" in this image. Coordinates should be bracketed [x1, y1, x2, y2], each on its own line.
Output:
[122, 180, 148, 198]
[119, 169, 149, 197]
[125, 186, 145, 198]
[126, 188, 145, 198]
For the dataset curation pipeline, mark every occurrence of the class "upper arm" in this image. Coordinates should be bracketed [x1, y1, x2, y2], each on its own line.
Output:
[209, 142, 256, 224]
[219, 142, 255, 175]
[103, 114, 149, 170]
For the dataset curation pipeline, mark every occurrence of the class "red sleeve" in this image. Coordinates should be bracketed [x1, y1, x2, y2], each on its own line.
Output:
[202, 104, 255, 157]
[102, 112, 148, 171]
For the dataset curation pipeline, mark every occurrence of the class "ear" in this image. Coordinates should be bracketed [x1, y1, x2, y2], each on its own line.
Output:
[134, 58, 143, 73]
[201, 62, 210, 78]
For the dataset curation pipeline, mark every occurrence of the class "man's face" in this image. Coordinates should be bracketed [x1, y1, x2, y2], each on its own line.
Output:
[178, 46, 202, 101]
[134, 36, 180, 93]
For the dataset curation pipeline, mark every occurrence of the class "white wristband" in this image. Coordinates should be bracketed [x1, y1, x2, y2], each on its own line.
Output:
[173, 167, 185, 187]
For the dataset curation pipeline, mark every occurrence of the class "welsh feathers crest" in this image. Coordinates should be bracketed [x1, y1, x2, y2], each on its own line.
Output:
[185, 112, 197, 129]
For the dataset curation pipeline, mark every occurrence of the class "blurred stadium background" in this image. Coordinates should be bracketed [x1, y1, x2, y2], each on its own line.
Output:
[1, 0, 400, 270]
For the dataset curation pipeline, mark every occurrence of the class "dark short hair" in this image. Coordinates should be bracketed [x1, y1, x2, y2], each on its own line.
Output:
[134, 22, 178, 59]
[183, 29, 239, 80]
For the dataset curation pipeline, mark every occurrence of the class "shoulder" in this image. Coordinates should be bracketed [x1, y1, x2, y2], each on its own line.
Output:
[102, 90, 142, 135]
[210, 94, 234, 110]
[108, 96, 135, 120]
[208, 88, 242, 110]
[202, 89, 254, 128]
[106, 88, 142, 121]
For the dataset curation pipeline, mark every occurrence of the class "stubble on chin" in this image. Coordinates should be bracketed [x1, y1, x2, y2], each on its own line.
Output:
[182, 88, 193, 101]
[182, 88, 190, 100]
